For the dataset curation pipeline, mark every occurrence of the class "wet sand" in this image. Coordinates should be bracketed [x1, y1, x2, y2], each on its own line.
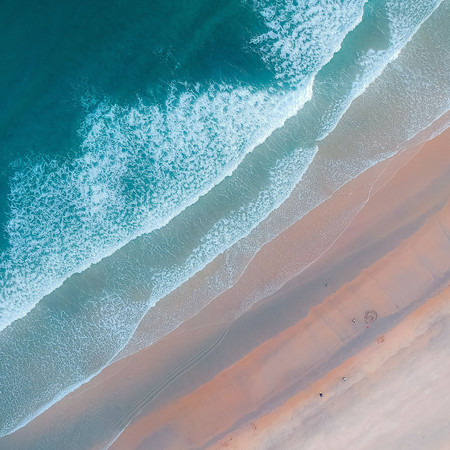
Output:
[2, 129, 449, 449]
[111, 129, 450, 449]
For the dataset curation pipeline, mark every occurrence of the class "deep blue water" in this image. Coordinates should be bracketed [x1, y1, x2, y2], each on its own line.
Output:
[0, 0, 272, 244]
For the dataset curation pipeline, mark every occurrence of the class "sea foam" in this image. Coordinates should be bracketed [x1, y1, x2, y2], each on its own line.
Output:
[0, 0, 367, 332]
[0, 85, 309, 332]
[118, 0, 449, 360]
[250, 0, 367, 86]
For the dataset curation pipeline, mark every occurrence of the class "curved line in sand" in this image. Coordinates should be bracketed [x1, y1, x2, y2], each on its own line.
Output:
[105, 326, 229, 449]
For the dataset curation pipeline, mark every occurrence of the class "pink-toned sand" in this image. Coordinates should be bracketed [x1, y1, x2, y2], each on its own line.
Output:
[210, 285, 450, 450]
[107, 130, 450, 449]
[3, 130, 449, 450]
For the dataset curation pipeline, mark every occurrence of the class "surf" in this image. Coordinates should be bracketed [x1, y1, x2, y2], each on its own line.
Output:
[0, 0, 367, 332]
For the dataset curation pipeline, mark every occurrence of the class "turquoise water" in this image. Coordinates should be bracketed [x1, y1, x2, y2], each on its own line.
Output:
[0, 0, 449, 442]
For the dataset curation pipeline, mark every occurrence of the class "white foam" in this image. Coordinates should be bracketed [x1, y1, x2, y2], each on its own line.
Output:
[251, 0, 367, 86]
[0, 1, 370, 329]
[317, 0, 443, 140]
[0, 83, 311, 332]
[0, 0, 371, 331]
[149, 146, 318, 304]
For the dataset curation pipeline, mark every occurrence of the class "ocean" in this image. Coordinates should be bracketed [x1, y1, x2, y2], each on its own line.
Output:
[0, 0, 449, 442]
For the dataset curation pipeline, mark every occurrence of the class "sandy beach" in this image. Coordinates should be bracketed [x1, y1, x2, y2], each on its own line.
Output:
[209, 284, 450, 450]
[110, 129, 450, 449]
[2, 129, 449, 449]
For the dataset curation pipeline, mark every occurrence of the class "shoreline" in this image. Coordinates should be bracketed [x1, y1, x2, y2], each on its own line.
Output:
[120, 111, 450, 364]
[111, 128, 450, 449]
[2, 128, 449, 449]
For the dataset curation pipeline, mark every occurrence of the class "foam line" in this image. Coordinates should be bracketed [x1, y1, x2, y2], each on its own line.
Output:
[0, 0, 368, 331]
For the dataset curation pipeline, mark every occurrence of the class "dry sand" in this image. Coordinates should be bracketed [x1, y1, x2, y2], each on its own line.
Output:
[3, 129, 449, 450]
[210, 284, 450, 450]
